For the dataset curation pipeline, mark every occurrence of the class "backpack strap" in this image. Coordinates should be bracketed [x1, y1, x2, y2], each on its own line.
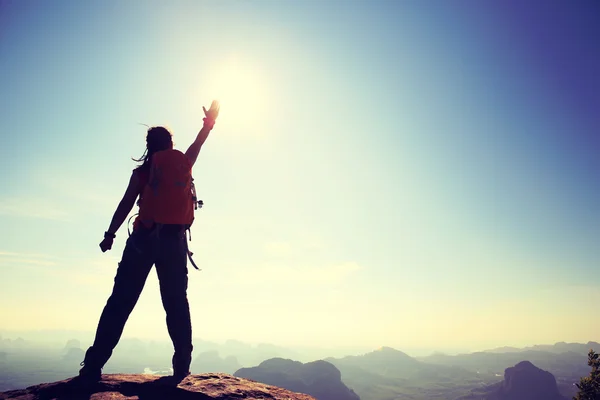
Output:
[185, 228, 201, 271]
[186, 177, 202, 270]
[127, 213, 138, 237]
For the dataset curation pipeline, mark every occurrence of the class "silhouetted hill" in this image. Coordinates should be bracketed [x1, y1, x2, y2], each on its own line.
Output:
[235, 358, 360, 400]
[458, 361, 568, 400]
[0, 373, 316, 400]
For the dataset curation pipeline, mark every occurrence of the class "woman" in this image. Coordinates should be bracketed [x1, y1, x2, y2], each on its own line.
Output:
[78, 101, 220, 382]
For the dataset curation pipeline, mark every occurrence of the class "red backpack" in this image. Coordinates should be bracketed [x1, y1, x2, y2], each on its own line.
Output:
[137, 149, 202, 269]
[138, 149, 196, 227]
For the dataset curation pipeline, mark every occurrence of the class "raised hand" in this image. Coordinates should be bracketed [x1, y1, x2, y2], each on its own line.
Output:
[202, 100, 220, 128]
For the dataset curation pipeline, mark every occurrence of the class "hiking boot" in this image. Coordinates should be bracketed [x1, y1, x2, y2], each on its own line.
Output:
[78, 362, 102, 382]
[172, 352, 191, 380]
[77, 347, 104, 383]
[173, 368, 191, 381]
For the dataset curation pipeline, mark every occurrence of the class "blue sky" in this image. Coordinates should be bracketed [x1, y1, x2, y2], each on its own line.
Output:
[1, 0, 599, 353]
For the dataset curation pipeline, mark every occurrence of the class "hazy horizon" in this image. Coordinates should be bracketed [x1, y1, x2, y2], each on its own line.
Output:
[1, 1, 599, 353]
[2, 329, 594, 398]
[0, 328, 460, 357]
[1, 328, 598, 358]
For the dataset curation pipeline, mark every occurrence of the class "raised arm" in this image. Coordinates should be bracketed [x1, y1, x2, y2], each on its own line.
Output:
[185, 100, 220, 167]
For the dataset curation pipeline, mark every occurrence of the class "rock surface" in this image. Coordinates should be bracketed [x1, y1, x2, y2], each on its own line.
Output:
[0, 373, 316, 400]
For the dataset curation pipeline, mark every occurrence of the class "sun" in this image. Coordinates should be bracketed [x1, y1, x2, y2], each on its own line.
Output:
[202, 58, 269, 134]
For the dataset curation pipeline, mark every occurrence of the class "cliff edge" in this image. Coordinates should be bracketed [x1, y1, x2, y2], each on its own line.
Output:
[0, 373, 316, 400]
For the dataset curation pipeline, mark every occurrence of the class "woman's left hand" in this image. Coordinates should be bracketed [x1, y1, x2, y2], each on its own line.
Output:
[99, 237, 113, 252]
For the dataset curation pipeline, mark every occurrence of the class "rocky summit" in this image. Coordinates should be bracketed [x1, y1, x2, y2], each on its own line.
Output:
[0, 373, 316, 400]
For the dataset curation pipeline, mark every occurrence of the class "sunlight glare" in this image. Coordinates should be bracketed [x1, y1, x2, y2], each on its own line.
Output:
[202, 58, 269, 135]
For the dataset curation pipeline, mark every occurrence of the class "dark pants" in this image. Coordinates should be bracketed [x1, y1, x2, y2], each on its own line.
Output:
[84, 225, 193, 371]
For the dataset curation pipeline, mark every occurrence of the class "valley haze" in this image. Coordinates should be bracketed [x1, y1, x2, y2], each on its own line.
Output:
[1, 331, 597, 400]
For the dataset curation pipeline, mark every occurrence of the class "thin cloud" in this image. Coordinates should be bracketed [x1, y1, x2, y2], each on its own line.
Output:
[0, 251, 57, 259]
[33, 172, 117, 209]
[1, 252, 120, 287]
[233, 261, 362, 285]
[0, 197, 70, 221]
[263, 241, 293, 257]
[0, 251, 58, 267]
[262, 236, 326, 258]
[0, 172, 118, 222]
[1, 258, 57, 267]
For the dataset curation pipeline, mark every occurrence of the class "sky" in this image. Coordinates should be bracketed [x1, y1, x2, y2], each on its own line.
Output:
[0, 0, 599, 355]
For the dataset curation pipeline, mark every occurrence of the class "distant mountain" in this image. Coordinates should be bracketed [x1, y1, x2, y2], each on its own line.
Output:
[201, 339, 304, 367]
[2, 338, 26, 349]
[235, 358, 360, 400]
[419, 349, 589, 379]
[61, 347, 84, 363]
[191, 350, 241, 374]
[327, 346, 477, 382]
[326, 347, 420, 378]
[323, 346, 489, 400]
[484, 346, 523, 354]
[484, 341, 600, 355]
[458, 361, 568, 400]
[62, 339, 80, 352]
